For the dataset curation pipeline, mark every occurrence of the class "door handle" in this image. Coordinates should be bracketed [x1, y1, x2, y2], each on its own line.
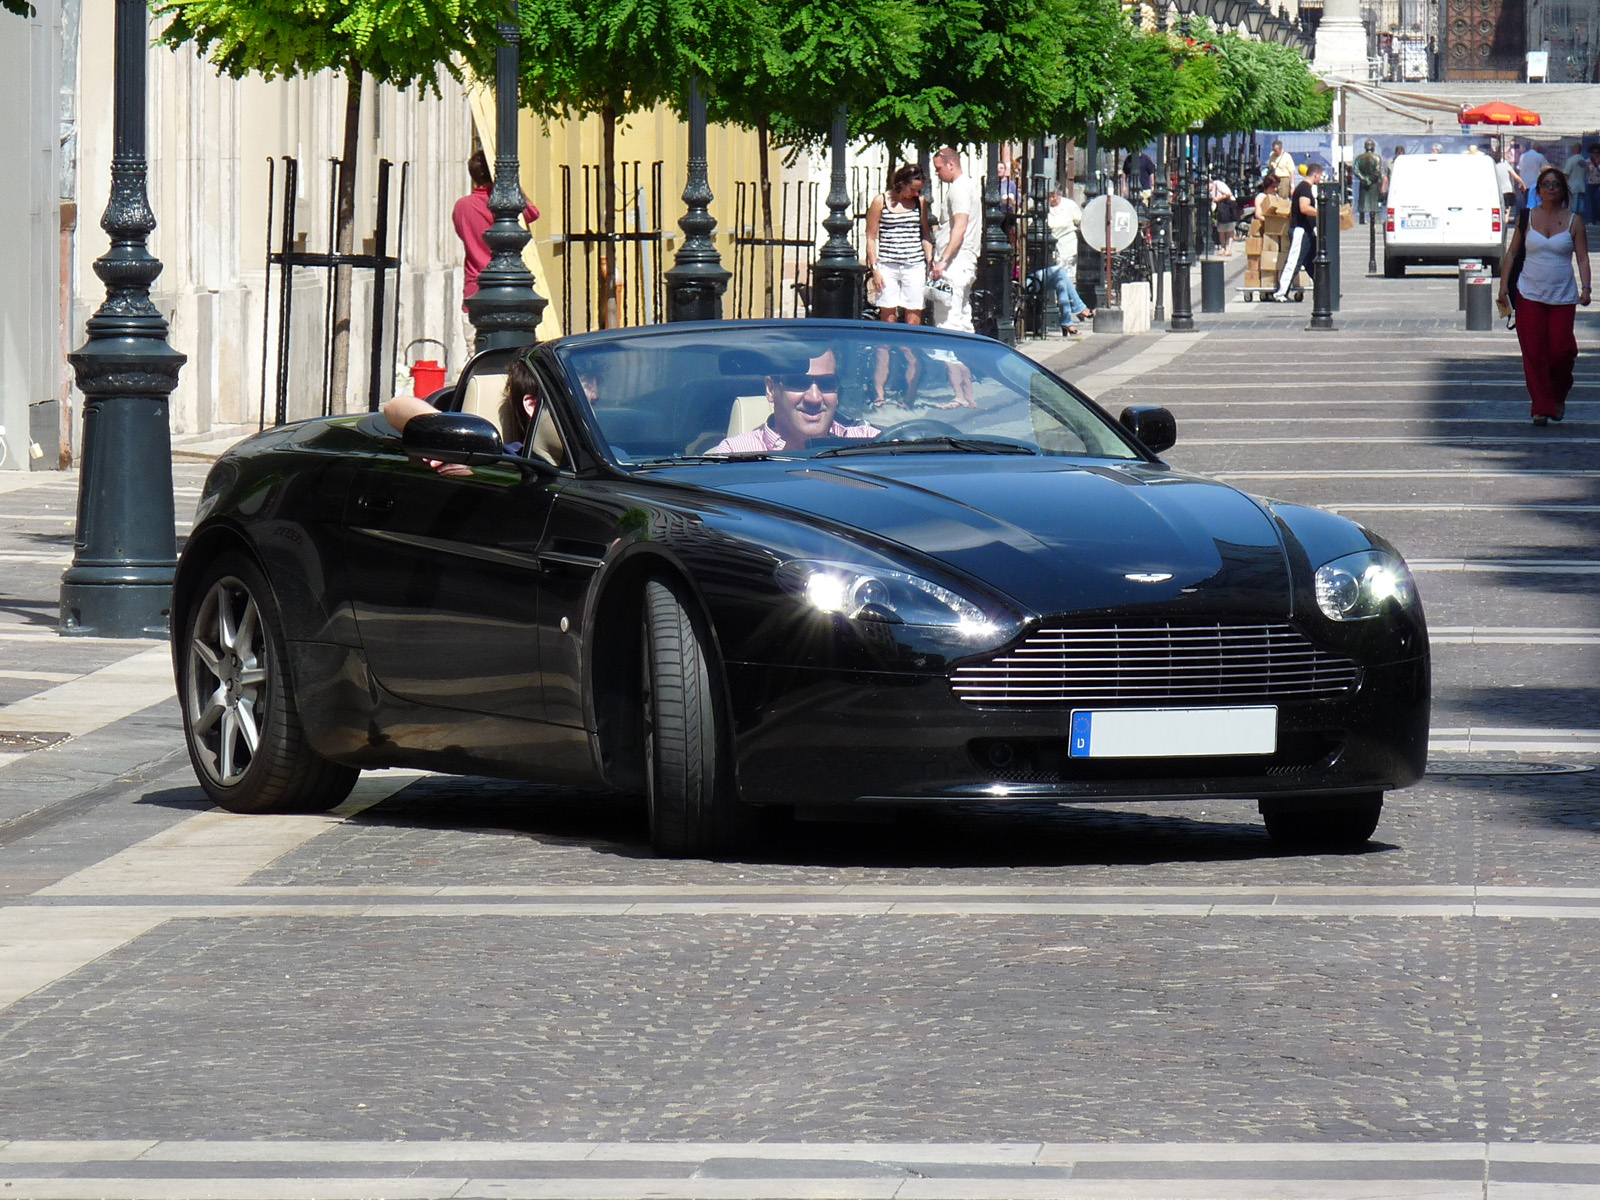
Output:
[356, 493, 395, 513]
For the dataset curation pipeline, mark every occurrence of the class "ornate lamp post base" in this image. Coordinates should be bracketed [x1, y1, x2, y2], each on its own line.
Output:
[466, 3, 546, 352]
[665, 75, 731, 321]
[975, 143, 1016, 344]
[61, 0, 185, 639]
[809, 105, 866, 320]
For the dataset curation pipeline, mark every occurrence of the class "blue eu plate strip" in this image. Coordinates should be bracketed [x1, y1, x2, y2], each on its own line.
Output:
[1070, 711, 1093, 758]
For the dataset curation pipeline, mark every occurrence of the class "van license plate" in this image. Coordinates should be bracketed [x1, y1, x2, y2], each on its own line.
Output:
[1403, 216, 1437, 229]
[1069, 706, 1277, 758]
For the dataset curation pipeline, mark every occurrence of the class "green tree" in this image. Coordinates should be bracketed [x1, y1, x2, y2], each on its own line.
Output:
[864, 0, 1120, 151]
[517, 0, 739, 326]
[3, 0, 36, 17]
[156, 0, 509, 404]
[1100, 28, 1226, 149]
[701, 0, 924, 314]
[1204, 29, 1331, 133]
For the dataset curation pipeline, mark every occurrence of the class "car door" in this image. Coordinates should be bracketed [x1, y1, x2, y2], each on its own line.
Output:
[343, 352, 557, 721]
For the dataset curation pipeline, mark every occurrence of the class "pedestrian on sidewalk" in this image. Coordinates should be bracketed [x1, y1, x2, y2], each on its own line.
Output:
[1271, 161, 1322, 302]
[929, 147, 982, 334]
[1268, 140, 1296, 199]
[1353, 140, 1384, 225]
[1499, 166, 1591, 426]
[453, 148, 540, 353]
[1515, 142, 1549, 209]
[866, 164, 932, 407]
[1564, 143, 1590, 221]
[1035, 188, 1093, 335]
[1209, 176, 1239, 254]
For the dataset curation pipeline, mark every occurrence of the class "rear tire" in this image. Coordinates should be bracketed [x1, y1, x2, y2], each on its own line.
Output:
[640, 578, 749, 857]
[178, 552, 359, 814]
[1383, 255, 1404, 278]
[1260, 793, 1383, 851]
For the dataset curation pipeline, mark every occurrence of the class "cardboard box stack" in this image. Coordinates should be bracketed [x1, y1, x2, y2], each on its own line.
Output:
[1245, 194, 1292, 290]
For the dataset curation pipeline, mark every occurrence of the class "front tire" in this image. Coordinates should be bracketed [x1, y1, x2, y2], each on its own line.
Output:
[179, 552, 358, 814]
[1260, 792, 1383, 850]
[640, 577, 748, 857]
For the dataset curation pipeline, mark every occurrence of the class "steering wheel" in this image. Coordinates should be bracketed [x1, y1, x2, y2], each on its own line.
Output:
[874, 418, 965, 442]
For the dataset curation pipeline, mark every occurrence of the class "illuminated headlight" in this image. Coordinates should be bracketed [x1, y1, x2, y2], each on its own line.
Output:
[1314, 550, 1416, 621]
[777, 559, 997, 636]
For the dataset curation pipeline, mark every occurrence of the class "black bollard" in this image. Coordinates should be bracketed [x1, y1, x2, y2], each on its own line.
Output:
[1307, 180, 1336, 331]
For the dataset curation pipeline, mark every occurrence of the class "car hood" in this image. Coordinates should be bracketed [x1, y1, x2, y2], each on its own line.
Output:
[712, 457, 1292, 617]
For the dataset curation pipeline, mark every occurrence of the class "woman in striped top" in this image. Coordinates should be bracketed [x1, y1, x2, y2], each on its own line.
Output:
[866, 165, 933, 406]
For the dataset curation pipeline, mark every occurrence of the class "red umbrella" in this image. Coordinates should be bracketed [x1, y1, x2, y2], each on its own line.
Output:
[1459, 101, 1541, 126]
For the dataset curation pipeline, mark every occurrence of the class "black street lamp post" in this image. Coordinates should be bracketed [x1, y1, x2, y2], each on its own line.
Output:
[664, 75, 731, 321]
[1025, 135, 1059, 335]
[61, 0, 186, 638]
[1169, 134, 1197, 331]
[809, 104, 866, 320]
[975, 143, 1016, 344]
[465, 1, 546, 352]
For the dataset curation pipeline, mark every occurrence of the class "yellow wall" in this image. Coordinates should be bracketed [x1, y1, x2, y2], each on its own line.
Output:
[471, 92, 769, 338]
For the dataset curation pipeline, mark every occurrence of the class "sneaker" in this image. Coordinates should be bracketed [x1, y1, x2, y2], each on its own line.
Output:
[1553, 401, 1566, 422]
[1533, 415, 1549, 426]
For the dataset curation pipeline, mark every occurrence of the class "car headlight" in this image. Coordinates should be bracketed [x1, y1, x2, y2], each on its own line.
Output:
[1314, 550, 1416, 621]
[776, 559, 998, 637]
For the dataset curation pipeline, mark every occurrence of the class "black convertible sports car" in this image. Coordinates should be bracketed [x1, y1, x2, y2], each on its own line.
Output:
[174, 320, 1429, 856]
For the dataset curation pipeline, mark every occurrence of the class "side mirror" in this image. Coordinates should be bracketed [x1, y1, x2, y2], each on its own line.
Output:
[1119, 405, 1177, 454]
[402, 412, 506, 466]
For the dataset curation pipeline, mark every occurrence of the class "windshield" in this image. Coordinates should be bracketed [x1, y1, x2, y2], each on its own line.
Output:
[554, 326, 1142, 467]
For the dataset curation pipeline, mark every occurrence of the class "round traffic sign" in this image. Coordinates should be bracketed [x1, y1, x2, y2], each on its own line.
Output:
[1080, 195, 1140, 252]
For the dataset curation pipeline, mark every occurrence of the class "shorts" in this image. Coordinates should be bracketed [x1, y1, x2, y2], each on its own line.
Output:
[875, 261, 926, 311]
[930, 264, 976, 333]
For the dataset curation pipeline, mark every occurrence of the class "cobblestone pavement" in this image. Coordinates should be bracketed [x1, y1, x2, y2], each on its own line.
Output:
[1, 235, 1599, 1199]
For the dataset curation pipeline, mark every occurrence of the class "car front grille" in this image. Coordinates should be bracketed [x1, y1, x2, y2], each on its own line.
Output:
[950, 620, 1359, 707]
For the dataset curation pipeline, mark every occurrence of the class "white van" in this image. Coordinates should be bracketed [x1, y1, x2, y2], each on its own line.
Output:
[1383, 152, 1505, 277]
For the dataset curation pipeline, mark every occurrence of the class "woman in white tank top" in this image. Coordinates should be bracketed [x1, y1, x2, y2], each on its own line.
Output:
[1500, 165, 1592, 425]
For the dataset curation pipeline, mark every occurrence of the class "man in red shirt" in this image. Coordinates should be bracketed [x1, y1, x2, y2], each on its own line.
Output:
[453, 149, 540, 351]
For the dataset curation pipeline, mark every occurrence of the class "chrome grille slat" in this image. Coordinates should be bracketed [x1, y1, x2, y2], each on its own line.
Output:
[951, 620, 1359, 706]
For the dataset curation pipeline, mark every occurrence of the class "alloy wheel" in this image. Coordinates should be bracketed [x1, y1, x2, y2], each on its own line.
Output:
[186, 576, 269, 787]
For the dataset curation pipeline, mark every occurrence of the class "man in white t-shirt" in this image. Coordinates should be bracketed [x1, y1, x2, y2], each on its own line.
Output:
[930, 147, 984, 333]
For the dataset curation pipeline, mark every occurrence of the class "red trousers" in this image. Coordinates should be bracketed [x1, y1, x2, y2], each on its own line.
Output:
[1514, 296, 1577, 417]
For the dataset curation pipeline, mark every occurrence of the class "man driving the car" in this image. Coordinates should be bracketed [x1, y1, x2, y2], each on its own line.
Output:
[708, 349, 879, 454]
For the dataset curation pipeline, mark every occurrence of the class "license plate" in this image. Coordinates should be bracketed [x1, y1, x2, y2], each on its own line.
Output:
[1402, 216, 1437, 229]
[1069, 706, 1277, 758]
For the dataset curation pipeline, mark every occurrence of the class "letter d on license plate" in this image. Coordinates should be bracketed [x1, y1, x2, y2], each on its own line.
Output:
[1069, 706, 1277, 758]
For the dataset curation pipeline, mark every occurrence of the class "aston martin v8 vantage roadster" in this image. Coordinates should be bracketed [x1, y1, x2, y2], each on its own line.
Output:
[174, 320, 1430, 856]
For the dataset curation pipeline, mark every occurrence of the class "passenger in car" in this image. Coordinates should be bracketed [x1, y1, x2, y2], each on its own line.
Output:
[707, 349, 879, 454]
[383, 353, 556, 469]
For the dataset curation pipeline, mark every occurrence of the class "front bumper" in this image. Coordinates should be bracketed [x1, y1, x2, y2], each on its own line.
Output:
[725, 656, 1430, 808]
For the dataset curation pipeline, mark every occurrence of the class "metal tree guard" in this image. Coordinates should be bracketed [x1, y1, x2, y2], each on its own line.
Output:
[466, 2, 547, 352]
[664, 75, 731, 321]
[61, 0, 186, 638]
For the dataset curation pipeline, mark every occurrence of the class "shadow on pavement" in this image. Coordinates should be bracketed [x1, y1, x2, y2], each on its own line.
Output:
[348, 776, 1396, 869]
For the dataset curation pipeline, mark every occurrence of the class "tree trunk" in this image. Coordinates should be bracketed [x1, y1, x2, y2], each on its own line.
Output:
[758, 113, 774, 318]
[600, 104, 620, 328]
[328, 70, 362, 413]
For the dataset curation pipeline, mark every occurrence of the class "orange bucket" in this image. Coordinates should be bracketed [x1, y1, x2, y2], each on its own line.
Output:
[410, 359, 446, 397]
